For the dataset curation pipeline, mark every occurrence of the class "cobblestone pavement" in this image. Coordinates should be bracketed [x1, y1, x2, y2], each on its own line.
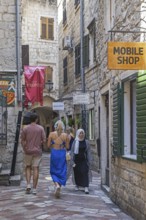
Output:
[0, 153, 133, 220]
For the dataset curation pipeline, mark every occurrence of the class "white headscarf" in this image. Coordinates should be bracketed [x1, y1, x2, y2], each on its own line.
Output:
[74, 128, 85, 154]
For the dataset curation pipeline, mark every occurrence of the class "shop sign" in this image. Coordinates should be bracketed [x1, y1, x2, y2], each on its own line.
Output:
[53, 102, 64, 110]
[0, 75, 15, 106]
[108, 41, 146, 70]
[73, 93, 90, 105]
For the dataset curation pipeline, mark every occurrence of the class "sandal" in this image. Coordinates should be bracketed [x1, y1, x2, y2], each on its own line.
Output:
[32, 189, 37, 195]
[25, 187, 31, 194]
[55, 186, 61, 198]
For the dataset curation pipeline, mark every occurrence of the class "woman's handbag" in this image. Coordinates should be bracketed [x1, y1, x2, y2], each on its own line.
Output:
[66, 151, 71, 161]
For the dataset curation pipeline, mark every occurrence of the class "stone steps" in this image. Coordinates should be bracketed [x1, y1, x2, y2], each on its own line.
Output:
[0, 169, 10, 186]
[0, 164, 21, 186]
[10, 175, 21, 186]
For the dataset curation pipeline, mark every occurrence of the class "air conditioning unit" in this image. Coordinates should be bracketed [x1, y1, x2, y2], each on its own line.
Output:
[62, 36, 72, 50]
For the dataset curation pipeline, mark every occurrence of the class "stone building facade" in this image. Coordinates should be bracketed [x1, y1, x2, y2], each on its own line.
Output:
[21, 0, 59, 140]
[96, 1, 146, 219]
[58, 0, 99, 170]
[58, 0, 146, 219]
[0, 0, 23, 177]
[0, 0, 59, 181]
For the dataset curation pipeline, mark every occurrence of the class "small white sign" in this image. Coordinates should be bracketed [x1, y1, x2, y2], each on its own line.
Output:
[73, 93, 90, 105]
[53, 102, 64, 110]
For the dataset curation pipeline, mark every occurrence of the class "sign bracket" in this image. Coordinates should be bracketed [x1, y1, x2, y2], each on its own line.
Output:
[108, 30, 146, 41]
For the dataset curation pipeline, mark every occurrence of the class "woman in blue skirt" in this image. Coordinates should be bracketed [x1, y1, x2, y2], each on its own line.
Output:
[48, 120, 69, 198]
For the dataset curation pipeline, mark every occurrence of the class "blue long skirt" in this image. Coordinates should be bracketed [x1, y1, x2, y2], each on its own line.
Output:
[50, 148, 67, 186]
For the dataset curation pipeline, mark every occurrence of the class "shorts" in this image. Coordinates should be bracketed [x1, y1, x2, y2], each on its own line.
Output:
[24, 154, 42, 167]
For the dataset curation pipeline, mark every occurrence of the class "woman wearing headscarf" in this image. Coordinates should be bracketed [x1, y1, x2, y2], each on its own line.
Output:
[48, 120, 69, 198]
[70, 128, 92, 194]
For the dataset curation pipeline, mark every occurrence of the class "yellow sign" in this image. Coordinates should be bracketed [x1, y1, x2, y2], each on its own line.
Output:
[108, 42, 146, 70]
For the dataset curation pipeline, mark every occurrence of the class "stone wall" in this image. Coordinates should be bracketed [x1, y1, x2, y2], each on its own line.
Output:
[110, 158, 146, 220]
[0, 0, 17, 71]
[0, 0, 23, 175]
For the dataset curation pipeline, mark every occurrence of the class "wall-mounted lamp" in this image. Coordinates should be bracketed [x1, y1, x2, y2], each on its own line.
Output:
[45, 80, 53, 92]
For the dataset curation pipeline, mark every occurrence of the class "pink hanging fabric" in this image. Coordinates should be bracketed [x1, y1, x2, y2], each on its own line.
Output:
[24, 66, 46, 107]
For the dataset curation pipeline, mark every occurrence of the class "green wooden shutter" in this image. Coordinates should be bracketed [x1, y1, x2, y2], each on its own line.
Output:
[113, 83, 123, 156]
[137, 71, 146, 162]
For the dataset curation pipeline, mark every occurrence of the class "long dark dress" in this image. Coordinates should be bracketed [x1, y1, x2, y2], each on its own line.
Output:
[73, 140, 89, 187]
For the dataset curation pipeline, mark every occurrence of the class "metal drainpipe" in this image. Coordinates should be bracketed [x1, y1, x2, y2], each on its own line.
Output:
[16, 0, 21, 102]
[80, 0, 85, 93]
[80, 0, 86, 133]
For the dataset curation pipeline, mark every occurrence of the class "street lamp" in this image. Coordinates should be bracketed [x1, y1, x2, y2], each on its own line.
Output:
[45, 80, 53, 92]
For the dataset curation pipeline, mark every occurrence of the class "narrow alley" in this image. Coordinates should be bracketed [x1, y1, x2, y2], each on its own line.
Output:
[0, 153, 133, 220]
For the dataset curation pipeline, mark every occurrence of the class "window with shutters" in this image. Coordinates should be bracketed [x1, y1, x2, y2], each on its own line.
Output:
[83, 35, 89, 67]
[123, 79, 136, 157]
[63, 0, 67, 25]
[113, 79, 137, 158]
[75, 43, 80, 76]
[113, 73, 146, 162]
[63, 57, 68, 85]
[40, 17, 54, 40]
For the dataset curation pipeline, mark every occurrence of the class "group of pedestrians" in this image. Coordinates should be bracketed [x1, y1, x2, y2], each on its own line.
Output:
[21, 112, 92, 198]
